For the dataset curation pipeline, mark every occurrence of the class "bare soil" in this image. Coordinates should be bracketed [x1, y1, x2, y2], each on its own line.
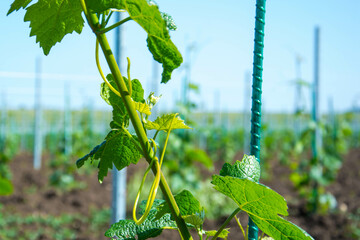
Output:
[1, 149, 359, 240]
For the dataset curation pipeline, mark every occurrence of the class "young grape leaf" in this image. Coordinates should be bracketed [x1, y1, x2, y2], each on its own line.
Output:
[212, 176, 313, 240]
[23, 0, 84, 55]
[144, 113, 191, 132]
[0, 177, 13, 196]
[134, 102, 151, 115]
[7, 0, 32, 15]
[76, 130, 142, 183]
[182, 212, 204, 228]
[205, 228, 230, 239]
[86, 0, 183, 83]
[105, 201, 177, 240]
[220, 154, 260, 182]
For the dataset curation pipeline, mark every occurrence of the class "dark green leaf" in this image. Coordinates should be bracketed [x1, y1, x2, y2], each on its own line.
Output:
[131, 78, 145, 103]
[156, 190, 202, 222]
[76, 141, 105, 168]
[220, 154, 260, 182]
[23, 0, 84, 55]
[101, 74, 129, 127]
[212, 176, 313, 240]
[7, 0, 32, 15]
[97, 130, 142, 182]
[106, 201, 176, 240]
[76, 130, 142, 183]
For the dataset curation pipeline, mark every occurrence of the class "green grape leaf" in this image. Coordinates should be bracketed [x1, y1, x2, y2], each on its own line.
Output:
[144, 113, 191, 132]
[23, 0, 84, 55]
[220, 154, 260, 182]
[76, 141, 105, 168]
[205, 228, 230, 239]
[155, 190, 203, 224]
[134, 102, 151, 115]
[86, 0, 183, 83]
[0, 177, 13, 196]
[7, 0, 32, 15]
[131, 78, 145, 103]
[105, 201, 177, 240]
[101, 74, 145, 127]
[76, 130, 142, 183]
[101, 79, 129, 128]
[212, 176, 313, 240]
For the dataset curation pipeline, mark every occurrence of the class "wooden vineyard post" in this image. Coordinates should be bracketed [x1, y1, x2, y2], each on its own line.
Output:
[248, 0, 267, 239]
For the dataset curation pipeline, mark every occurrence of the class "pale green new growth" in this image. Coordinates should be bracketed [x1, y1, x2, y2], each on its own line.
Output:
[145, 113, 191, 132]
[23, 0, 84, 55]
[134, 102, 151, 115]
[183, 214, 204, 228]
[220, 154, 260, 182]
[205, 229, 230, 239]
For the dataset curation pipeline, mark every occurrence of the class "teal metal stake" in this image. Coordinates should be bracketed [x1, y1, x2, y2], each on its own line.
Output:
[248, 0, 266, 239]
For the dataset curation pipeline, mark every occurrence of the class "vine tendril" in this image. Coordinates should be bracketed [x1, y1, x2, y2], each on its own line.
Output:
[132, 114, 177, 225]
[96, 39, 122, 97]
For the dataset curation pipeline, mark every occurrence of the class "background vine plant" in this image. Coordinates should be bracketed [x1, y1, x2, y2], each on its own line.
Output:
[8, 0, 314, 239]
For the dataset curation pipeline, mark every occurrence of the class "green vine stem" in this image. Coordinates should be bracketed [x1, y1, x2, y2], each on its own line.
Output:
[212, 208, 241, 240]
[97, 16, 132, 34]
[80, 2, 193, 239]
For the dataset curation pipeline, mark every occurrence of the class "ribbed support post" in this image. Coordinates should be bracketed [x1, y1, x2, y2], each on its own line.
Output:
[248, 0, 266, 239]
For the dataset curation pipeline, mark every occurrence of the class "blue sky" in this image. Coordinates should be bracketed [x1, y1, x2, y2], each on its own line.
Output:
[1, 0, 360, 113]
